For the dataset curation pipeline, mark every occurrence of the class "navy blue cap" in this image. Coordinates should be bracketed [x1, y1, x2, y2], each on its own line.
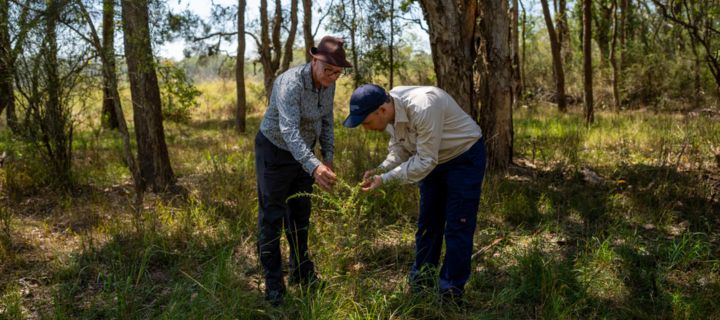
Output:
[343, 84, 388, 128]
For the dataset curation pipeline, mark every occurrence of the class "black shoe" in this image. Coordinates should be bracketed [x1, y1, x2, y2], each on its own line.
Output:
[265, 287, 286, 307]
[440, 288, 464, 308]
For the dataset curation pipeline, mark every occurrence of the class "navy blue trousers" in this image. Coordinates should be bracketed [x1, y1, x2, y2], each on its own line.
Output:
[409, 138, 486, 294]
[255, 132, 315, 291]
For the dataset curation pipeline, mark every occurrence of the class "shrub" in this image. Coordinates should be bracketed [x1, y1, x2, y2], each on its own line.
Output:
[158, 62, 202, 123]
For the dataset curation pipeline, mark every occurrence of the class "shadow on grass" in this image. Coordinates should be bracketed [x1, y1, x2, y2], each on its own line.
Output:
[472, 161, 719, 318]
[52, 227, 270, 319]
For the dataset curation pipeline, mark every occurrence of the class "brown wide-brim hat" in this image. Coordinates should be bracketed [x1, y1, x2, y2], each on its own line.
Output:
[310, 36, 353, 68]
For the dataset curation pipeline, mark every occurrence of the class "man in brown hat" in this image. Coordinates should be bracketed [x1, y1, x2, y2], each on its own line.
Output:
[255, 36, 352, 306]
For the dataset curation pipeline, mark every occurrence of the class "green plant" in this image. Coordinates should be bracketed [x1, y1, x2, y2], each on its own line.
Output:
[289, 179, 374, 262]
[157, 62, 202, 123]
[661, 232, 712, 271]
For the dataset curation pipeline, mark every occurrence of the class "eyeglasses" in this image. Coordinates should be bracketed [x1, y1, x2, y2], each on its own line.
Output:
[323, 67, 344, 78]
[318, 61, 347, 78]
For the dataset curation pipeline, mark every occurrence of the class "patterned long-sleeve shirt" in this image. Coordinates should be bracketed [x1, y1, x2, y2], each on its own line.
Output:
[259, 63, 335, 175]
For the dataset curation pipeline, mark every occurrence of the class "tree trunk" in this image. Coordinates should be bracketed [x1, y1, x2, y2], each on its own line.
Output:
[349, 0, 361, 88]
[44, 0, 71, 185]
[389, 0, 394, 88]
[511, 0, 522, 101]
[77, 0, 143, 201]
[121, 0, 176, 192]
[610, 0, 620, 111]
[418, 0, 477, 117]
[302, 0, 312, 62]
[0, 0, 16, 130]
[595, 2, 612, 67]
[236, 0, 247, 133]
[619, 0, 627, 72]
[583, 0, 594, 124]
[259, 0, 273, 97]
[540, 0, 567, 112]
[478, 0, 514, 171]
[557, 0, 571, 64]
[0, 0, 8, 118]
[520, 0, 527, 94]
[271, 0, 282, 71]
[101, 0, 119, 129]
[258, 0, 290, 98]
[281, 0, 298, 72]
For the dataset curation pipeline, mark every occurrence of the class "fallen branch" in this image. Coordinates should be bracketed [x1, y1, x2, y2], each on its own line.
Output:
[472, 237, 505, 260]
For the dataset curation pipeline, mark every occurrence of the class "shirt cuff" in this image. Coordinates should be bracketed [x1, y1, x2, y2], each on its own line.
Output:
[322, 152, 334, 163]
[380, 168, 401, 184]
[303, 157, 322, 176]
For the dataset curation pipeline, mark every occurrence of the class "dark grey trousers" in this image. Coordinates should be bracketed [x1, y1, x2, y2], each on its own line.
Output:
[255, 131, 315, 291]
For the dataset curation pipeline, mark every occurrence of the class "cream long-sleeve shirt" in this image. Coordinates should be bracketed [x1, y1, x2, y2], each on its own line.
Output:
[378, 86, 482, 184]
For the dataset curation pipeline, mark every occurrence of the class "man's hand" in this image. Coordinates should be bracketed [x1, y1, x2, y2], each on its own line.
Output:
[361, 175, 382, 192]
[362, 169, 377, 181]
[323, 160, 334, 171]
[313, 163, 337, 191]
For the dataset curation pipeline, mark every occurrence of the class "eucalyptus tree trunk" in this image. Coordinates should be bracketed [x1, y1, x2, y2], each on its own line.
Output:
[418, 0, 478, 117]
[0, 0, 16, 130]
[583, 0, 594, 124]
[280, 0, 297, 71]
[0, 0, 11, 117]
[619, 0, 627, 73]
[302, 0, 312, 62]
[259, 0, 273, 96]
[389, 0, 395, 88]
[349, 0, 360, 88]
[77, 0, 143, 203]
[236, 0, 247, 132]
[477, 0, 514, 171]
[540, 0, 567, 112]
[44, 0, 72, 185]
[258, 0, 297, 98]
[520, 0, 527, 94]
[511, 0, 522, 101]
[610, 0, 621, 111]
[557, 0, 571, 64]
[121, 0, 176, 192]
[595, 2, 612, 67]
[101, 0, 119, 129]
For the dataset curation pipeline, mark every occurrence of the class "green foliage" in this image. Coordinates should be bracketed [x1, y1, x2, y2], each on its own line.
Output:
[157, 61, 202, 123]
[1, 140, 51, 197]
[289, 179, 373, 272]
[660, 232, 713, 271]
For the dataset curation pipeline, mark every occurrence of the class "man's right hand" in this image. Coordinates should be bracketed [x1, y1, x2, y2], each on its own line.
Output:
[362, 169, 377, 181]
[313, 163, 337, 191]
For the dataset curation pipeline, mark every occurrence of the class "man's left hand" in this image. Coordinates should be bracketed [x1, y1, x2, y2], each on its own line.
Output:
[323, 160, 334, 171]
[360, 175, 382, 192]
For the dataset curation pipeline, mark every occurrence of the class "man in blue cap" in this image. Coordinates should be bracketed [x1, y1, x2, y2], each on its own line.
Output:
[255, 36, 352, 306]
[344, 84, 487, 305]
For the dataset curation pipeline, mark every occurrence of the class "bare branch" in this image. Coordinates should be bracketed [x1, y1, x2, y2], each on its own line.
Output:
[192, 31, 238, 42]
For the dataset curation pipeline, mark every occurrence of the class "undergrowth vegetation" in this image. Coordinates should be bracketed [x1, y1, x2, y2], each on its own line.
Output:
[1, 79, 719, 319]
